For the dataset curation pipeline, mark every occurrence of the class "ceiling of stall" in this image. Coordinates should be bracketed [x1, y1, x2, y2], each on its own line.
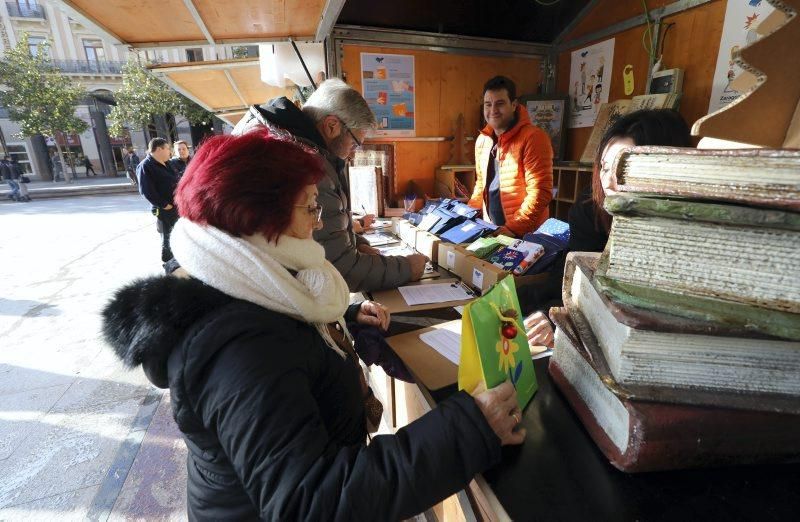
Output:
[337, 0, 593, 43]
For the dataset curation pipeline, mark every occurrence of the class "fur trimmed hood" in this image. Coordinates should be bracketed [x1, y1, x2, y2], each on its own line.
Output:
[102, 276, 234, 387]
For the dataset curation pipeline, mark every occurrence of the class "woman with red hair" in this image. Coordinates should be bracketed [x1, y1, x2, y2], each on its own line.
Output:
[102, 130, 524, 521]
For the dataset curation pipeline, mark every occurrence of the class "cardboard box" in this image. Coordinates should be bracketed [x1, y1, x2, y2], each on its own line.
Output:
[464, 255, 553, 294]
[397, 221, 419, 248]
[391, 217, 408, 235]
[415, 230, 441, 263]
[438, 243, 475, 276]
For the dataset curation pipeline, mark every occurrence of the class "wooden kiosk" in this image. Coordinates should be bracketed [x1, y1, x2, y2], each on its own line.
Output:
[59, 0, 800, 520]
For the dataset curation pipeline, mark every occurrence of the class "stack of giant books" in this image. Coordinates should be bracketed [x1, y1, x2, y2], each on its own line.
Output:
[549, 147, 800, 472]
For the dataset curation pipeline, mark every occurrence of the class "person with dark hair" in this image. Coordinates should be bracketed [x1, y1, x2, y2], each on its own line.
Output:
[123, 149, 140, 186]
[167, 140, 191, 178]
[137, 137, 180, 264]
[468, 75, 554, 237]
[82, 156, 97, 176]
[1, 155, 21, 201]
[102, 130, 525, 521]
[233, 78, 428, 292]
[523, 109, 692, 349]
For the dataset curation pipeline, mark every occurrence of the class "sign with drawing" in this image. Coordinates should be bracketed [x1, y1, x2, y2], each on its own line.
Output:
[708, 0, 775, 114]
[568, 38, 615, 128]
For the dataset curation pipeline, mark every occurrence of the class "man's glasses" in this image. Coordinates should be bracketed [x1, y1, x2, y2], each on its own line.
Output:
[295, 204, 323, 223]
[337, 118, 362, 148]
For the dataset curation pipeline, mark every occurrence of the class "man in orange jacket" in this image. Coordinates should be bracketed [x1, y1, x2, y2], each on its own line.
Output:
[468, 76, 553, 237]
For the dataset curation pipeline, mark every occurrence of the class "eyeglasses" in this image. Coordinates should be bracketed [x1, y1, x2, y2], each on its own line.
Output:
[294, 203, 323, 223]
[337, 118, 363, 148]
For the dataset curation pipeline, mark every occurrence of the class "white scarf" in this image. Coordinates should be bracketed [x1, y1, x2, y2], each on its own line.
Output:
[170, 219, 351, 357]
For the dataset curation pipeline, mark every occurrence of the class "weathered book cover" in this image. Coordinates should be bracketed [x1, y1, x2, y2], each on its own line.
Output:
[548, 311, 800, 473]
[563, 253, 800, 397]
[603, 194, 800, 231]
[596, 215, 800, 318]
[612, 146, 800, 211]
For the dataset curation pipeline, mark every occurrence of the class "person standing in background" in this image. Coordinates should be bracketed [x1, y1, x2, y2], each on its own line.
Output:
[137, 138, 180, 265]
[167, 140, 191, 178]
[123, 149, 140, 187]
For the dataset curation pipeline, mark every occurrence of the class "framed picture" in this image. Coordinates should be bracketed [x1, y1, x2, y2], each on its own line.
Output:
[520, 94, 569, 161]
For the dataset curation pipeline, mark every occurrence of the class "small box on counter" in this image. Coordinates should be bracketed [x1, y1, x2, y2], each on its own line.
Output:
[397, 221, 419, 248]
[437, 243, 474, 275]
[415, 230, 441, 264]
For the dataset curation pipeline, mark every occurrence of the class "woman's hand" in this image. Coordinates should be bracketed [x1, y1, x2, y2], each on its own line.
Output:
[356, 300, 391, 331]
[524, 311, 554, 350]
[473, 381, 526, 446]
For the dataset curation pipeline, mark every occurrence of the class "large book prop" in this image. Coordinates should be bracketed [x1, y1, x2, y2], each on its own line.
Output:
[548, 141, 800, 472]
[693, 0, 800, 147]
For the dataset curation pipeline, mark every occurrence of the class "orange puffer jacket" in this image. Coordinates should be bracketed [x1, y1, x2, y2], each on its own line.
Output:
[468, 105, 553, 237]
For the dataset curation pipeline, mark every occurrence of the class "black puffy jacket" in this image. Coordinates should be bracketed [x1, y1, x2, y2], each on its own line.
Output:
[102, 276, 501, 521]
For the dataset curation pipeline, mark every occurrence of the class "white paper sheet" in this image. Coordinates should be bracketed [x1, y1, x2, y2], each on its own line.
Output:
[363, 231, 396, 246]
[419, 329, 461, 365]
[377, 245, 415, 256]
[397, 282, 473, 306]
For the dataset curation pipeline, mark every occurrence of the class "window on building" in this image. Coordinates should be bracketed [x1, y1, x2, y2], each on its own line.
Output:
[27, 36, 46, 57]
[83, 40, 106, 62]
[185, 48, 204, 62]
[231, 45, 259, 59]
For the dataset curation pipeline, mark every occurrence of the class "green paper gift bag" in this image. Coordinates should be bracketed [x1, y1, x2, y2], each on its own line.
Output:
[458, 277, 538, 410]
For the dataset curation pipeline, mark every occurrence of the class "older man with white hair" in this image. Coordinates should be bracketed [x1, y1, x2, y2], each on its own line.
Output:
[234, 79, 427, 292]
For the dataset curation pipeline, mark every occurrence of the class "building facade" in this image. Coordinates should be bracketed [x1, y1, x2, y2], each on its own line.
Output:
[0, 0, 240, 180]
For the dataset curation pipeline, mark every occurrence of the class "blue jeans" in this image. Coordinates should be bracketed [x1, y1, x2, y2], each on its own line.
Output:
[6, 179, 20, 199]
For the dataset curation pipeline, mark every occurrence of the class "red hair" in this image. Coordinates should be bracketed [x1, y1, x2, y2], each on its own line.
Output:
[175, 130, 324, 241]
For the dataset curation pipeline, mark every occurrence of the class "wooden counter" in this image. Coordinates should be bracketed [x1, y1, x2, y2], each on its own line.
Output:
[374, 309, 800, 522]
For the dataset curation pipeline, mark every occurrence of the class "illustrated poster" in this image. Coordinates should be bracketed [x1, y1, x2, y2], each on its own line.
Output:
[360, 53, 415, 136]
[568, 38, 615, 128]
[526, 100, 565, 160]
[707, 0, 775, 114]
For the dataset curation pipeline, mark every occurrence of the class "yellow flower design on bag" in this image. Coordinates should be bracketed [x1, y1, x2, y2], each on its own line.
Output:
[496, 336, 519, 374]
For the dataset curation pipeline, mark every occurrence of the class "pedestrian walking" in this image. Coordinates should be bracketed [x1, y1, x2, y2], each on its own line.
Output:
[1, 156, 22, 201]
[11, 157, 31, 201]
[50, 152, 63, 182]
[82, 156, 97, 176]
[123, 149, 139, 186]
[136, 138, 180, 266]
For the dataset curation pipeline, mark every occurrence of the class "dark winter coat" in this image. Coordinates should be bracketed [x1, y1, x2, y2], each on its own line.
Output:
[102, 275, 501, 521]
[232, 99, 412, 292]
[167, 157, 190, 178]
[137, 155, 179, 210]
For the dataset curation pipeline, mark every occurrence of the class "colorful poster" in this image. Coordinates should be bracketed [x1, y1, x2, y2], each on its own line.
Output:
[568, 38, 615, 128]
[526, 99, 566, 160]
[708, 0, 775, 114]
[360, 53, 415, 136]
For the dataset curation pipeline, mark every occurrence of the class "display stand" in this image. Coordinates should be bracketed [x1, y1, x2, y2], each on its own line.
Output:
[434, 164, 476, 199]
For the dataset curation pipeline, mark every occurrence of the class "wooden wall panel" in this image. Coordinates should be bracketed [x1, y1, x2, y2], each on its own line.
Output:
[557, 0, 727, 161]
[563, 0, 674, 42]
[341, 45, 541, 200]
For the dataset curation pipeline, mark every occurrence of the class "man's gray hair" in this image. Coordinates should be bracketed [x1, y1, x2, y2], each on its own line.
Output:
[302, 78, 377, 131]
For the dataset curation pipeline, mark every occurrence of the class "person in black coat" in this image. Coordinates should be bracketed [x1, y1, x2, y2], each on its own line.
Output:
[102, 130, 525, 521]
[523, 109, 692, 348]
[167, 139, 191, 178]
[137, 138, 180, 263]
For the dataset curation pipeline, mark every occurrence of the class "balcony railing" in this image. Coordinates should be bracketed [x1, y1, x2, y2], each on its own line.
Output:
[52, 59, 125, 75]
[6, 2, 46, 19]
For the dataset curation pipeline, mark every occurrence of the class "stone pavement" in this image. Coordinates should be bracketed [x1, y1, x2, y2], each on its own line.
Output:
[0, 194, 187, 521]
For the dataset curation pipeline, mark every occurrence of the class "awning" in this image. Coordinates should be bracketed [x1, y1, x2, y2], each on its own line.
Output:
[148, 58, 293, 120]
[59, 0, 346, 46]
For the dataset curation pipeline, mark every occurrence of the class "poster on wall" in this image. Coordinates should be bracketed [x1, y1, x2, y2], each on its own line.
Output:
[521, 95, 568, 161]
[707, 0, 775, 114]
[567, 38, 615, 128]
[360, 53, 415, 137]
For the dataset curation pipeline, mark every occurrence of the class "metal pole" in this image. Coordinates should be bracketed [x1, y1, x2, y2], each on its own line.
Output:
[289, 38, 317, 90]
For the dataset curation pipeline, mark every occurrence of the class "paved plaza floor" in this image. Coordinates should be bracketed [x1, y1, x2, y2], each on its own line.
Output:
[0, 194, 187, 521]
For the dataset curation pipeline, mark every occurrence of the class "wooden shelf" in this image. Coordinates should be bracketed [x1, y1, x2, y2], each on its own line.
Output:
[550, 163, 593, 222]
